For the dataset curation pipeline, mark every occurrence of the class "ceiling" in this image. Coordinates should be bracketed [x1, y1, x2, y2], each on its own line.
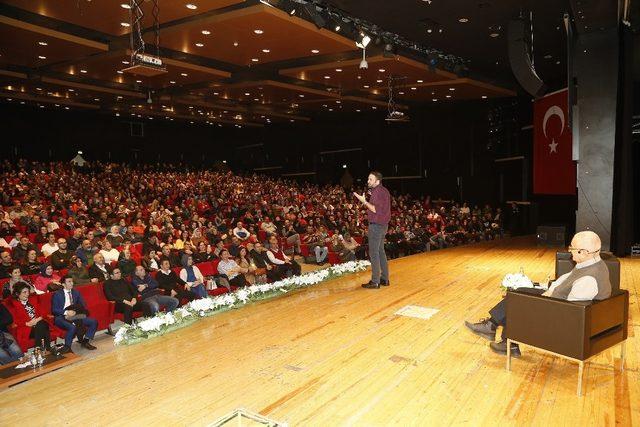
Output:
[0, 0, 562, 127]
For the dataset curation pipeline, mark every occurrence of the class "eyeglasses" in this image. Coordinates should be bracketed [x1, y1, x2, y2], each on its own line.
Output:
[567, 246, 599, 254]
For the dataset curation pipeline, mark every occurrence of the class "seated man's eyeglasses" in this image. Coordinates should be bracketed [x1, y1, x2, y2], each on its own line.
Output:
[567, 246, 599, 254]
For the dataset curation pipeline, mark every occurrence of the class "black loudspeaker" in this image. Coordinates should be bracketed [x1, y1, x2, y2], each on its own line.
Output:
[508, 19, 547, 97]
[536, 225, 566, 247]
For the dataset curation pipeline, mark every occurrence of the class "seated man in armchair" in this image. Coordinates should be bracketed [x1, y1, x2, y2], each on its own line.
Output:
[465, 231, 611, 357]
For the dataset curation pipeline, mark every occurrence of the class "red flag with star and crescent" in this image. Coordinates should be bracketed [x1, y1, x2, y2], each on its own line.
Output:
[533, 88, 576, 195]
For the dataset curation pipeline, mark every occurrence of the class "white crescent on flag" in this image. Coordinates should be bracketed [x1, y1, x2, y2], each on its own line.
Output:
[542, 105, 565, 139]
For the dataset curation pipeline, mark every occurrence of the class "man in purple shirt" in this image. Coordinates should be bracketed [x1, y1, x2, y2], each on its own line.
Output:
[354, 171, 391, 289]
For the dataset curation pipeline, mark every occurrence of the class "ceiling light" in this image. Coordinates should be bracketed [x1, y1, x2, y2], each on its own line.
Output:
[64, 106, 69, 110]
[363, 85, 370, 88]
[120, 22, 130, 27]
[446, 95, 451, 98]
[233, 42, 239, 47]
[117, 70, 124, 74]
[201, 30, 211, 35]
[335, 68, 342, 72]
[262, 49, 270, 53]
[254, 29, 264, 34]
[195, 42, 204, 47]
[324, 75, 331, 79]
[38, 41, 48, 46]
[417, 79, 424, 83]
[335, 25, 341, 31]
[136, 79, 142, 83]
[410, 87, 417, 90]
[94, 98, 100, 101]
[481, 95, 488, 99]
[121, 3, 131, 9]
[432, 98, 438, 102]
[244, 92, 250, 96]
[298, 94, 305, 98]
[251, 58, 259, 62]
[36, 87, 42, 90]
[489, 32, 500, 38]
[544, 54, 553, 59]
[38, 55, 47, 59]
[311, 49, 320, 54]
[181, 72, 188, 76]
[449, 87, 456, 91]
[80, 69, 87, 73]
[458, 18, 469, 23]
[427, 28, 433, 33]
[378, 68, 385, 72]
[186, 4, 197, 10]
[376, 79, 383, 83]
[169, 80, 176, 84]
[68, 89, 75, 92]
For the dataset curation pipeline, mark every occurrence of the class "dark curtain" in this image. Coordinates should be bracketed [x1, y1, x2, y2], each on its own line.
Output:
[611, 24, 635, 256]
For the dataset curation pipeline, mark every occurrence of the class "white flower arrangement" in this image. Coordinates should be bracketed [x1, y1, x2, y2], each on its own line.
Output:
[114, 260, 371, 345]
[501, 272, 534, 290]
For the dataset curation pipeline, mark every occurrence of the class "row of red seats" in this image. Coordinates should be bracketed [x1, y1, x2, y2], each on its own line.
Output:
[2, 260, 232, 351]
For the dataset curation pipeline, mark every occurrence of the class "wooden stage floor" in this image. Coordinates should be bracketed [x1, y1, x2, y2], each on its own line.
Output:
[1, 237, 638, 426]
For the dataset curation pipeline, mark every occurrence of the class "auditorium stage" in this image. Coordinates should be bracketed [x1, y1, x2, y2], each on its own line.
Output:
[1, 237, 638, 426]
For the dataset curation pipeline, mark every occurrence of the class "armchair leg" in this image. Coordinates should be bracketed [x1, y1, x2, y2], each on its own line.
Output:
[620, 341, 626, 371]
[577, 361, 584, 397]
[506, 339, 512, 371]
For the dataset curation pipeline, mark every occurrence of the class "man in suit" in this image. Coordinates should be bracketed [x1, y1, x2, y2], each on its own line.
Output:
[52, 276, 98, 353]
[88, 253, 112, 282]
[465, 231, 612, 357]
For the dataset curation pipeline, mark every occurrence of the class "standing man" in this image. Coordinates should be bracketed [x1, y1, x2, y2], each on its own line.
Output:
[354, 171, 391, 289]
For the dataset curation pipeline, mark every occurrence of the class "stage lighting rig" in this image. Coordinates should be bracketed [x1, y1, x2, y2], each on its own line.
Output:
[122, 0, 167, 77]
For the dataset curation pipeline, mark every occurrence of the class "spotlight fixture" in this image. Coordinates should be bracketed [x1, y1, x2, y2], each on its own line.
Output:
[303, 3, 326, 29]
[355, 32, 371, 49]
[186, 4, 197, 10]
[201, 30, 211, 35]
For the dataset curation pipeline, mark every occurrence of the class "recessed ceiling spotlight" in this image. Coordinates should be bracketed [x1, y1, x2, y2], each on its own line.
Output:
[254, 29, 264, 34]
[38, 41, 48, 46]
[94, 98, 100, 101]
[251, 58, 259, 62]
[378, 69, 386, 72]
[427, 29, 433, 33]
[324, 75, 331, 79]
[449, 87, 456, 91]
[186, 4, 197, 10]
[335, 68, 342, 72]
[38, 55, 47, 59]
[136, 79, 142, 83]
[181, 72, 188, 76]
[489, 32, 500, 38]
[446, 95, 451, 98]
[64, 106, 69, 110]
[417, 79, 424, 83]
[336, 100, 341, 104]
[80, 69, 87, 73]
[117, 70, 124, 74]
[122, 60, 130, 64]
[335, 25, 341, 31]
[233, 41, 239, 47]
[213, 92, 219, 95]
[376, 79, 383, 83]
[195, 42, 204, 47]
[120, 22, 130, 27]
[120, 3, 131, 9]
[363, 85, 370, 88]
[311, 49, 320, 54]
[36, 87, 42, 91]
[68, 89, 75, 92]
[410, 87, 417, 90]
[398, 91, 405, 95]
[481, 95, 488, 99]
[458, 18, 469, 23]
[432, 98, 438, 101]
[244, 92, 250, 95]
[544, 54, 553, 59]
[201, 30, 211, 35]
[262, 49, 270, 53]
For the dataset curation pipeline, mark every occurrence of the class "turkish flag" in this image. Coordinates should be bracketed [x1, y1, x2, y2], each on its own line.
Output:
[533, 89, 576, 195]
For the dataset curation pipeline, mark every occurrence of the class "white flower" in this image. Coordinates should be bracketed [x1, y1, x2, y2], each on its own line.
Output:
[501, 272, 534, 289]
[236, 289, 249, 303]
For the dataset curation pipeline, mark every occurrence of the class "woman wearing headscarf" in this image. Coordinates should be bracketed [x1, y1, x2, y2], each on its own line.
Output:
[33, 264, 62, 292]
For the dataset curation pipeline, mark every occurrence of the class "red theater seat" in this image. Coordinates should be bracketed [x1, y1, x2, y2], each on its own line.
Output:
[76, 283, 115, 331]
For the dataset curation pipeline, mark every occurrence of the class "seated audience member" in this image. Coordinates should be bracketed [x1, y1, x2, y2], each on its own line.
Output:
[33, 264, 62, 293]
[75, 239, 95, 266]
[68, 256, 91, 285]
[216, 249, 248, 287]
[50, 238, 72, 270]
[88, 253, 112, 283]
[106, 225, 124, 247]
[343, 233, 364, 260]
[20, 249, 42, 276]
[179, 255, 207, 298]
[237, 247, 257, 285]
[0, 303, 23, 364]
[281, 221, 302, 255]
[156, 259, 196, 303]
[66, 228, 83, 252]
[103, 268, 146, 324]
[232, 221, 250, 241]
[4, 282, 52, 350]
[132, 266, 178, 315]
[0, 251, 14, 278]
[40, 233, 59, 258]
[311, 227, 330, 265]
[193, 241, 215, 264]
[249, 242, 277, 283]
[266, 235, 301, 279]
[212, 239, 225, 258]
[0, 233, 18, 250]
[34, 226, 49, 244]
[12, 236, 38, 262]
[331, 234, 356, 262]
[159, 244, 182, 268]
[51, 276, 98, 353]
[228, 236, 242, 258]
[260, 217, 278, 236]
[99, 240, 120, 265]
[465, 231, 611, 357]
[141, 249, 160, 272]
[117, 249, 137, 278]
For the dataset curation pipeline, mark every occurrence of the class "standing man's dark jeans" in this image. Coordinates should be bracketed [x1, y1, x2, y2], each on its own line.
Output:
[489, 288, 546, 326]
[368, 223, 389, 285]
